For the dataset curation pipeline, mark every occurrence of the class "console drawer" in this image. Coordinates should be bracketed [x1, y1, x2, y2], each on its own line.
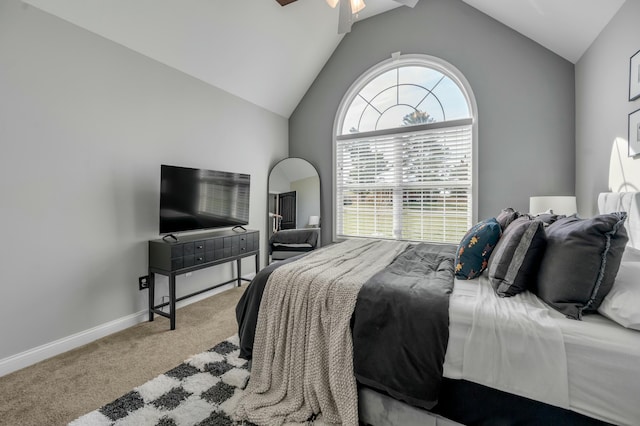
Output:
[149, 230, 259, 272]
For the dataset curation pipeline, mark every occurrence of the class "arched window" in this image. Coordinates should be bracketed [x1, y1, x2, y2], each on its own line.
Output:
[333, 53, 477, 243]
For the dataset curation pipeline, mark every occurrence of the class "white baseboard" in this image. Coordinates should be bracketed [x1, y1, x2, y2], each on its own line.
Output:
[0, 309, 148, 378]
[0, 277, 252, 378]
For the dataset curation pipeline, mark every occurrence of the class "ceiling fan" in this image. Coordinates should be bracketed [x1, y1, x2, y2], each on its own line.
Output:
[276, 0, 420, 34]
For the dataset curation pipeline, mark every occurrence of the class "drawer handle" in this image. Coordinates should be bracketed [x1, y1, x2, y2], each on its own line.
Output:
[197, 245, 204, 249]
[197, 257, 203, 261]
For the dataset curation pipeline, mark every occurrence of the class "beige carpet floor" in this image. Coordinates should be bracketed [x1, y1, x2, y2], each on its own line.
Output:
[0, 285, 245, 426]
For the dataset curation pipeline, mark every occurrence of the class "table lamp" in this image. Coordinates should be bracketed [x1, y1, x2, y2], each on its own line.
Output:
[529, 196, 577, 216]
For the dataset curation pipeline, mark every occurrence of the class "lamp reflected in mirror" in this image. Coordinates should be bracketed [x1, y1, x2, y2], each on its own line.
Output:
[308, 215, 320, 228]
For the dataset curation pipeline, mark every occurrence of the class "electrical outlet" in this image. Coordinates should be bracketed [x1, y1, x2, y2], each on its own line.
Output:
[138, 275, 149, 290]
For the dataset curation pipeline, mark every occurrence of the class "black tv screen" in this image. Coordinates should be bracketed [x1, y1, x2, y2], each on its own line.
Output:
[159, 164, 250, 234]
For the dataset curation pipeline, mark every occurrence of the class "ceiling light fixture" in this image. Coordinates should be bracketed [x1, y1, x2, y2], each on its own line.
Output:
[330, 0, 368, 33]
[326, 0, 366, 14]
[276, 0, 419, 34]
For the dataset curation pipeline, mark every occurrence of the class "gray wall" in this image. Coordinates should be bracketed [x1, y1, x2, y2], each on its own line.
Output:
[289, 0, 575, 244]
[291, 176, 321, 228]
[576, 0, 640, 216]
[0, 0, 287, 361]
[268, 167, 291, 194]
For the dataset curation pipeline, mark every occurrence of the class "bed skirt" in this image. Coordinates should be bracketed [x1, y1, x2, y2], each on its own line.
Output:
[360, 379, 606, 426]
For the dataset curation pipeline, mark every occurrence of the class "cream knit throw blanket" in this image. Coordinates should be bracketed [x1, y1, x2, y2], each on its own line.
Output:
[235, 239, 410, 426]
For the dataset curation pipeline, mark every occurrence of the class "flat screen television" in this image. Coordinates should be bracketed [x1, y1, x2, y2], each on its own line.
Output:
[159, 164, 250, 235]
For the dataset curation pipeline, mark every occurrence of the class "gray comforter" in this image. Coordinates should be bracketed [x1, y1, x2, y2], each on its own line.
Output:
[352, 243, 456, 409]
[235, 242, 456, 410]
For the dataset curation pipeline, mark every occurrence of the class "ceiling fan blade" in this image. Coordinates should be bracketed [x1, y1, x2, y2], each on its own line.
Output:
[275, 0, 297, 6]
[393, 0, 419, 7]
[338, 0, 353, 34]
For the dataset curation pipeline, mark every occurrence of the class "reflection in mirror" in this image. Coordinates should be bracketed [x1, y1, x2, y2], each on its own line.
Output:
[268, 158, 320, 263]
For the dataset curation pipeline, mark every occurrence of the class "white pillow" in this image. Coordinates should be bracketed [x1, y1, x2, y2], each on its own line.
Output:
[598, 260, 640, 330]
[622, 246, 640, 262]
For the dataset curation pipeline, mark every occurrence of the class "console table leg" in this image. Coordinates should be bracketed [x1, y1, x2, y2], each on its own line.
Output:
[169, 275, 176, 330]
[255, 253, 259, 274]
[237, 259, 242, 287]
[148, 272, 155, 322]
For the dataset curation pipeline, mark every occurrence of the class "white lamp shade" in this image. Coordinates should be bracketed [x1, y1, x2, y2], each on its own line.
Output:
[529, 196, 577, 216]
[309, 216, 320, 227]
[350, 0, 366, 13]
[326, 0, 366, 12]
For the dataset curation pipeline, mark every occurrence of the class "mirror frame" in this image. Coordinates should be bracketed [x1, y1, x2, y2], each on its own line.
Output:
[266, 157, 321, 260]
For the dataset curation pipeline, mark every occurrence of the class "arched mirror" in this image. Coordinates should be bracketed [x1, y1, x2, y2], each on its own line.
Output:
[267, 158, 321, 263]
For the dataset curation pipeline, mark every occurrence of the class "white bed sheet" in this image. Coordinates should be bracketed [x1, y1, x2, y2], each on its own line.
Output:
[444, 276, 640, 425]
[461, 277, 569, 407]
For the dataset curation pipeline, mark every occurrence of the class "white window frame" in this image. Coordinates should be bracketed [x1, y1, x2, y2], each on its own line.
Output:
[332, 53, 478, 243]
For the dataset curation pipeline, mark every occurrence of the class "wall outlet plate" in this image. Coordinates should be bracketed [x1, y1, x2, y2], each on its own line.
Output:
[138, 275, 149, 290]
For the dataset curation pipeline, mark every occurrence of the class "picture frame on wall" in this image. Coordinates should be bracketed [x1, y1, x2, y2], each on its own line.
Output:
[630, 49, 640, 101]
[629, 108, 640, 157]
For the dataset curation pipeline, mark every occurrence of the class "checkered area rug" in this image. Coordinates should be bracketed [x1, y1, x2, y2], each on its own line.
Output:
[69, 335, 252, 426]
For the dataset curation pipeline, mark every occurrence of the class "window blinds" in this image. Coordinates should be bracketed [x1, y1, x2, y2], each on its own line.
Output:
[335, 118, 472, 243]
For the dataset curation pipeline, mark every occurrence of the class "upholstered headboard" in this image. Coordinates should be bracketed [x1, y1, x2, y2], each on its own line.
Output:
[598, 192, 640, 249]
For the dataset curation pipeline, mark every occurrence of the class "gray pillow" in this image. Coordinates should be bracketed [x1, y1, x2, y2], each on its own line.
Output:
[488, 217, 547, 297]
[495, 207, 520, 230]
[535, 212, 628, 319]
[534, 213, 566, 227]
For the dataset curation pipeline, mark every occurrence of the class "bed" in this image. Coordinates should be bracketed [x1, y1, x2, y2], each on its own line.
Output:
[234, 192, 640, 426]
[268, 228, 320, 261]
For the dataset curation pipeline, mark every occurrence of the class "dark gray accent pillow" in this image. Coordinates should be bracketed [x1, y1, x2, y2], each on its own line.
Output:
[495, 208, 520, 231]
[534, 213, 566, 227]
[535, 212, 629, 319]
[487, 217, 547, 297]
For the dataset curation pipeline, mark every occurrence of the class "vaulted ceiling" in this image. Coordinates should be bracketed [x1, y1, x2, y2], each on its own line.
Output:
[23, 0, 626, 118]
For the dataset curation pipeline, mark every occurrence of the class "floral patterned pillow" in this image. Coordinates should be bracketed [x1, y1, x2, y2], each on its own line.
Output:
[455, 218, 502, 280]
